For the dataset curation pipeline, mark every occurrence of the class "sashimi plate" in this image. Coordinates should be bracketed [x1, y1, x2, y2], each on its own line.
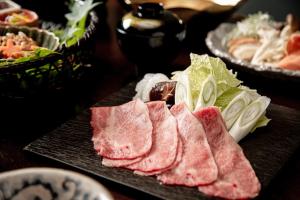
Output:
[206, 23, 300, 82]
[25, 82, 300, 200]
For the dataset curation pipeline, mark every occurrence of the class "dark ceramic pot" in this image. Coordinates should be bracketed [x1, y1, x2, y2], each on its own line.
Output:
[116, 3, 186, 74]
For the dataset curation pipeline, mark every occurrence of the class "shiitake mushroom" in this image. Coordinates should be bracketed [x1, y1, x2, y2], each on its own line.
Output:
[149, 81, 177, 107]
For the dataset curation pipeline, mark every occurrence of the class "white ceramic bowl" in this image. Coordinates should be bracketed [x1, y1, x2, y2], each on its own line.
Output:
[0, 168, 114, 200]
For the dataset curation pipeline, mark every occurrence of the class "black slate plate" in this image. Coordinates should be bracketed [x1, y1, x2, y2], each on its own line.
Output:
[25, 82, 300, 200]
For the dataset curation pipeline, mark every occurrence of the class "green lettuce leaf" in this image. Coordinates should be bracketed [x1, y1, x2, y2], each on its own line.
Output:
[183, 54, 242, 109]
[172, 54, 242, 111]
[215, 87, 243, 111]
[16, 48, 57, 63]
[58, 0, 100, 47]
[170, 53, 271, 140]
[0, 48, 57, 67]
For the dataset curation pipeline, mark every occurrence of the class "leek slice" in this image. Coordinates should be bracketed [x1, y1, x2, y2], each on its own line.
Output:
[215, 87, 260, 130]
[174, 71, 193, 111]
[195, 75, 217, 110]
[229, 96, 271, 142]
[222, 91, 254, 130]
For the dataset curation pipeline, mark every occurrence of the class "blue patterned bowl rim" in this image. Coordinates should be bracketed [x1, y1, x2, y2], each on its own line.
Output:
[0, 167, 114, 200]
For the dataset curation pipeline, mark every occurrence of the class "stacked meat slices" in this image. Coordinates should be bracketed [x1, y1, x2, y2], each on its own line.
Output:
[92, 99, 181, 175]
[91, 99, 261, 199]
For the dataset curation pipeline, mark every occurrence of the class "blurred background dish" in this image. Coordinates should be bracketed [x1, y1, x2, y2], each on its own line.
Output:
[0, 0, 100, 99]
[116, 2, 186, 74]
[117, 0, 249, 65]
[0, 8, 38, 26]
[0, 25, 60, 57]
[120, 0, 246, 13]
[0, 0, 21, 15]
[118, 0, 247, 21]
[206, 22, 300, 82]
[0, 168, 114, 200]
[237, 0, 300, 20]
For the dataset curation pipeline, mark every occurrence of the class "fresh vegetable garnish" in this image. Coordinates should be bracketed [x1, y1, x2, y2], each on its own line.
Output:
[230, 96, 271, 142]
[56, 0, 100, 47]
[172, 54, 241, 110]
[14, 47, 57, 63]
[215, 86, 260, 130]
[134, 53, 271, 142]
[173, 71, 193, 111]
[194, 75, 217, 110]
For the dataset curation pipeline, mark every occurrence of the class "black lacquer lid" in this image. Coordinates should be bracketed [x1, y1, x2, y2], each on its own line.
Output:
[117, 3, 185, 38]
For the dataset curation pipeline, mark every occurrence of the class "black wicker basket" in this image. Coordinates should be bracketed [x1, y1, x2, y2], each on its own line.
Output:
[0, 4, 100, 99]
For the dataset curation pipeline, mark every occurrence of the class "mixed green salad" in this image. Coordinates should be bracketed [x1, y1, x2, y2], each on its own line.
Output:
[0, 0, 99, 67]
[55, 0, 100, 47]
[0, 0, 100, 95]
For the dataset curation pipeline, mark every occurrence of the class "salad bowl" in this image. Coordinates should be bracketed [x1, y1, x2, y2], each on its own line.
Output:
[0, 25, 60, 53]
[0, 0, 100, 99]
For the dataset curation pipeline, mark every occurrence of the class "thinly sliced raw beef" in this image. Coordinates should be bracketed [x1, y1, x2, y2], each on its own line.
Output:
[194, 107, 261, 199]
[157, 103, 218, 187]
[91, 99, 153, 159]
[102, 156, 143, 167]
[134, 136, 183, 176]
[127, 101, 179, 174]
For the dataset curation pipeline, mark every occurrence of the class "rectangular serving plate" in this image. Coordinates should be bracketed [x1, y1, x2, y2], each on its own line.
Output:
[25, 82, 300, 200]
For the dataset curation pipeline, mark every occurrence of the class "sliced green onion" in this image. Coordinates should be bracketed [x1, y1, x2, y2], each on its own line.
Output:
[229, 96, 271, 142]
[174, 71, 193, 111]
[221, 91, 254, 129]
[195, 75, 217, 110]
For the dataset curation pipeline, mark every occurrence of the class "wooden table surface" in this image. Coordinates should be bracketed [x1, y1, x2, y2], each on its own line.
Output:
[1, 0, 300, 199]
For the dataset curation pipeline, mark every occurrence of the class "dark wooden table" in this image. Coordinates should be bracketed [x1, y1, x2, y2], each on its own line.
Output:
[1, 0, 300, 199]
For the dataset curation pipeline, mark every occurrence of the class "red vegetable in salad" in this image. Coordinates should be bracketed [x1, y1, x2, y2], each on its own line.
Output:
[0, 32, 39, 59]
